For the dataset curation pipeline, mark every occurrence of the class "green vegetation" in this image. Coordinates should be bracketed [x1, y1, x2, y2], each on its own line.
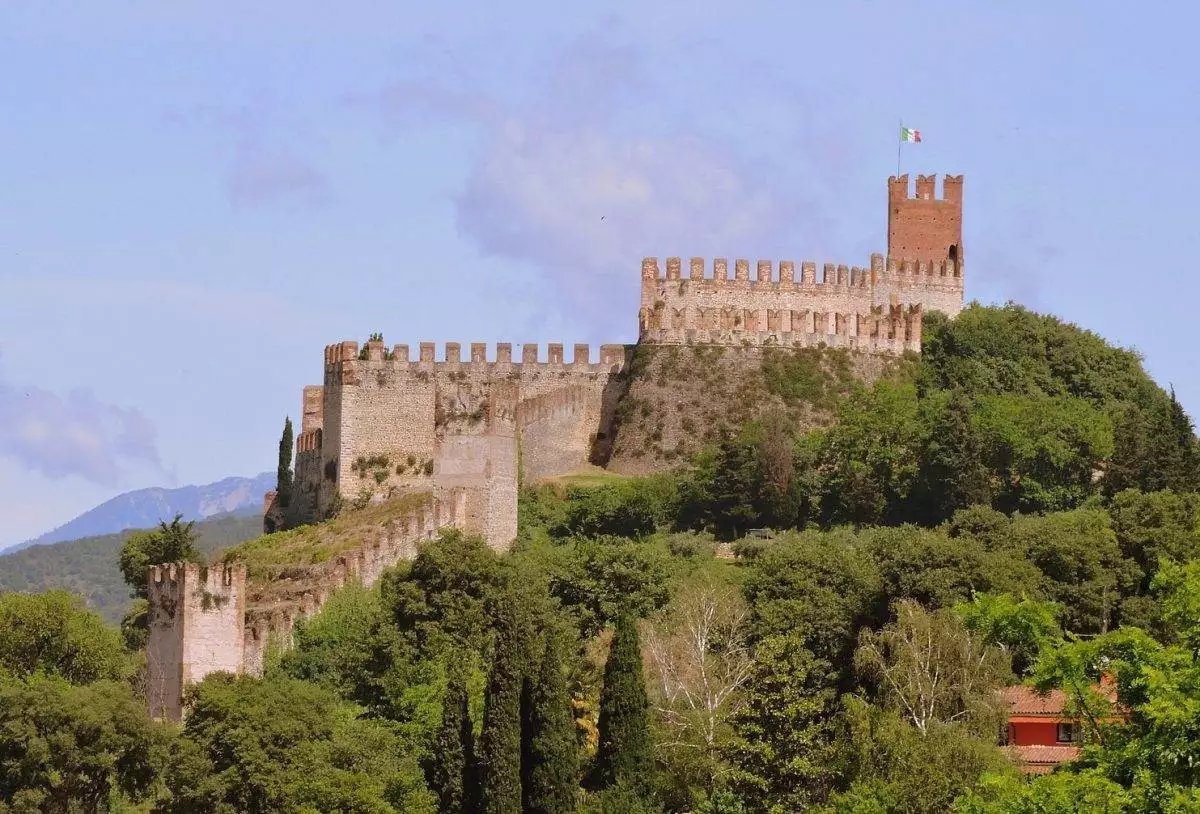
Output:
[9, 303, 1200, 811]
[277, 416, 294, 511]
[118, 515, 202, 600]
[523, 629, 579, 814]
[0, 512, 261, 624]
[479, 594, 526, 814]
[594, 613, 653, 797]
[221, 491, 430, 580]
[0, 591, 128, 684]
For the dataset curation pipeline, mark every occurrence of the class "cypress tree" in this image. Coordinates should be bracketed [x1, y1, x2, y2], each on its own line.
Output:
[277, 416, 294, 509]
[431, 664, 477, 814]
[594, 613, 652, 795]
[1166, 389, 1200, 492]
[479, 599, 525, 814]
[522, 630, 578, 814]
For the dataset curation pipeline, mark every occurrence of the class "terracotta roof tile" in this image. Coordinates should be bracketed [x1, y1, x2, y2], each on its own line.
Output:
[1000, 679, 1119, 716]
[1010, 744, 1080, 770]
[1001, 684, 1069, 715]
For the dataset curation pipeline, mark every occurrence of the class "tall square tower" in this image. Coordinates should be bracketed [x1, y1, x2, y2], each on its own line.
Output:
[887, 174, 963, 266]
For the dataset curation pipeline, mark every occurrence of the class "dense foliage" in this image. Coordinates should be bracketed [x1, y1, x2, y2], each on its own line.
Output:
[5, 304, 1200, 812]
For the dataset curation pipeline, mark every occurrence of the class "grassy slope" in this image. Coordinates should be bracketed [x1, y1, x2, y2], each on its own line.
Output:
[221, 492, 431, 583]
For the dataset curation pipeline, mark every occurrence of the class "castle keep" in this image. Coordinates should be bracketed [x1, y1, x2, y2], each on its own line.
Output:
[150, 174, 964, 718]
[640, 174, 963, 350]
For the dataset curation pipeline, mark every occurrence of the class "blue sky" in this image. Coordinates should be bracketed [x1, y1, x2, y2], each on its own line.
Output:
[1, 2, 1197, 545]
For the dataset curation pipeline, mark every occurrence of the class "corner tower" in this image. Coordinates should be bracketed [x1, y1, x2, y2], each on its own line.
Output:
[887, 174, 963, 266]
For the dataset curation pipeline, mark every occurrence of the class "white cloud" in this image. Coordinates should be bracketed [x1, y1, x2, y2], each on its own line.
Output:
[0, 370, 163, 486]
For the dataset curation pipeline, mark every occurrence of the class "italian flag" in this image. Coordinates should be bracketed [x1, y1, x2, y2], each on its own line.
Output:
[900, 127, 922, 143]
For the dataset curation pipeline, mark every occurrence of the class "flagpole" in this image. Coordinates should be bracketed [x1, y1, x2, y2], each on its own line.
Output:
[897, 119, 903, 178]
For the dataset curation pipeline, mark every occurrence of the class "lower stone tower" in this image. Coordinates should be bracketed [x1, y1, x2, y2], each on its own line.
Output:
[146, 563, 246, 721]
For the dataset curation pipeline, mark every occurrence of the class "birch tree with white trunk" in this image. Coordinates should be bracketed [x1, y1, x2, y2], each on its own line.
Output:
[854, 599, 1011, 737]
[643, 574, 756, 760]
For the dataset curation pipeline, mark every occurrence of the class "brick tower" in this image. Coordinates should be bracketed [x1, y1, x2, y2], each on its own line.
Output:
[887, 174, 963, 266]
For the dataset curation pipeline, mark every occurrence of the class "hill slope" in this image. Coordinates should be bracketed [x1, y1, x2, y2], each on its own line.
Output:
[0, 512, 263, 623]
[6, 472, 274, 554]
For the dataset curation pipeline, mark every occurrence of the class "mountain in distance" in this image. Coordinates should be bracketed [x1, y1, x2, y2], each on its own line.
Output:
[5, 472, 275, 554]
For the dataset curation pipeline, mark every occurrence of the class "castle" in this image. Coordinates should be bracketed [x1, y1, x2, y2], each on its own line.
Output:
[147, 174, 964, 719]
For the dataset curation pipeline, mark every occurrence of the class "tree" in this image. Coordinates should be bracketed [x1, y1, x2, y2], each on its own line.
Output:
[0, 590, 127, 684]
[558, 478, 673, 539]
[118, 514, 201, 599]
[431, 663, 478, 814]
[740, 529, 883, 685]
[855, 600, 1011, 737]
[913, 391, 992, 524]
[1011, 510, 1141, 634]
[277, 416, 295, 509]
[725, 633, 837, 811]
[973, 393, 1113, 514]
[547, 535, 671, 639]
[644, 574, 755, 778]
[522, 629, 578, 814]
[165, 673, 434, 813]
[953, 592, 1062, 676]
[478, 597, 526, 814]
[276, 583, 404, 716]
[0, 674, 166, 812]
[816, 381, 923, 526]
[831, 696, 1010, 814]
[866, 524, 1047, 613]
[954, 770, 1131, 813]
[680, 435, 768, 539]
[1164, 389, 1200, 492]
[594, 614, 653, 796]
[382, 528, 509, 660]
[1108, 488, 1200, 593]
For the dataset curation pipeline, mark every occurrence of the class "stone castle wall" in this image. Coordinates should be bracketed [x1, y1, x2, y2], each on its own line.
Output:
[518, 384, 616, 481]
[148, 490, 463, 720]
[291, 340, 630, 537]
[638, 254, 938, 354]
[637, 174, 965, 352]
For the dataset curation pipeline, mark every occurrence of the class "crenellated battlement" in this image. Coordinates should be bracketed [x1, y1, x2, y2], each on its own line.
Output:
[328, 340, 628, 369]
[323, 340, 628, 383]
[887, 173, 964, 267]
[888, 173, 963, 203]
[150, 490, 467, 717]
[297, 428, 321, 453]
[641, 303, 923, 355]
[147, 561, 244, 596]
[639, 174, 963, 350]
[640, 253, 961, 287]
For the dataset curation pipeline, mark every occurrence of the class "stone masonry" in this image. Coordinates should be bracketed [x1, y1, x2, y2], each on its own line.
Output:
[154, 173, 965, 718]
[639, 175, 964, 351]
[287, 340, 630, 544]
[148, 490, 464, 720]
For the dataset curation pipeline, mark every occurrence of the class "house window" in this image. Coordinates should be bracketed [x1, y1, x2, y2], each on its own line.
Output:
[1056, 722, 1080, 744]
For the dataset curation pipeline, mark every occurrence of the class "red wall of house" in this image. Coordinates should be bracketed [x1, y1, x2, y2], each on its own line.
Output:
[1011, 721, 1060, 746]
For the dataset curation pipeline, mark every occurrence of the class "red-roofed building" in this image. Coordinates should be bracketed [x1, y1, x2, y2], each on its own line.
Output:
[999, 679, 1121, 774]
